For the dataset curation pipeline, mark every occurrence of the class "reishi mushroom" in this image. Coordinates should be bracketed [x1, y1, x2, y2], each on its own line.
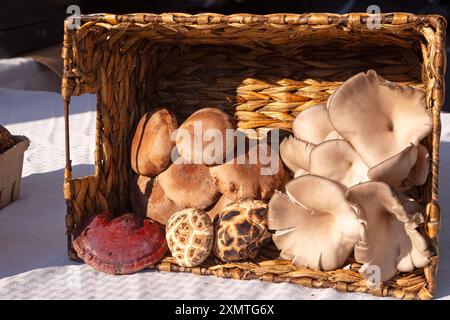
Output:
[268, 175, 360, 270]
[73, 212, 167, 275]
[346, 181, 430, 282]
[131, 108, 178, 177]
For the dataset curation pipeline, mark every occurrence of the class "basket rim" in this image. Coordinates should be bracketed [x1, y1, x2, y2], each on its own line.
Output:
[72, 12, 447, 28]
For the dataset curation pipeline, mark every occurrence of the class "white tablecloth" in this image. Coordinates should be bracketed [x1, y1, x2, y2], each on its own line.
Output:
[0, 87, 449, 300]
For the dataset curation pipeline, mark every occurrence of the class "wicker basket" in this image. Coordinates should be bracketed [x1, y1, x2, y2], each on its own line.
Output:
[62, 12, 446, 299]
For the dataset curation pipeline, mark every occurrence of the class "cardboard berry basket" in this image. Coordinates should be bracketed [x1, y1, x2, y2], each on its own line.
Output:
[62, 13, 446, 299]
[0, 135, 30, 209]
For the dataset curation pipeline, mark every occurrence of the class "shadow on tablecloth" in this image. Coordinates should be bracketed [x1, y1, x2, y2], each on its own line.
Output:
[0, 165, 93, 278]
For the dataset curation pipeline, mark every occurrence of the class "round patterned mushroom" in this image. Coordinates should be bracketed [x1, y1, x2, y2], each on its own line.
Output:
[0, 125, 15, 154]
[131, 108, 178, 177]
[166, 208, 214, 267]
[213, 198, 270, 262]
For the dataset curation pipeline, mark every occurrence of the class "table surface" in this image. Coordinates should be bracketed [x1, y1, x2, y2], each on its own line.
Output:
[1, 86, 450, 300]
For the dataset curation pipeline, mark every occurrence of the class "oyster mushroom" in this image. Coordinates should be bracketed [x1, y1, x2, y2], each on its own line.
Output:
[268, 175, 360, 270]
[292, 104, 335, 144]
[367, 145, 418, 187]
[327, 70, 432, 168]
[175, 107, 236, 165]
[279, 136, 315, 173]
[158, 162, 220, 210]
[309, 139, 369, 188]
[131, 108, 178, 177]
[404, 144, 430, 188]
[73, 212, 167, 275]
[209, 144, 286, 201]
[346, 181, 430, 282]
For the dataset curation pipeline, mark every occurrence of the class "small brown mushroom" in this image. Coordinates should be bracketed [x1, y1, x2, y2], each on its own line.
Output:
[209, 144, 286, 201]
[268, 175, 360, 271]
[292, 104, 335, 144]
[328, 70, 432, 168]
[131, 108, 178, 176]
[347, 181, 430, 282]
[279, 136, 315, 173]
[309, 139, 368, 187]
[147, 180, 180, 224]
[129, 174, 179, 224]
[158, 162, 220, 210]
[175, 107, 236, 165]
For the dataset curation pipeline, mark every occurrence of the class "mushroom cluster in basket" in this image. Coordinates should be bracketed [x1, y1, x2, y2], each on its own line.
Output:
[72, 69, 432, 282]
[129, 107, 286, 268]
[272, 70, 432, 282]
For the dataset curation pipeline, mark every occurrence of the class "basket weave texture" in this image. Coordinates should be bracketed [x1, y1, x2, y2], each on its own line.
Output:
[62, 12, 446, 299]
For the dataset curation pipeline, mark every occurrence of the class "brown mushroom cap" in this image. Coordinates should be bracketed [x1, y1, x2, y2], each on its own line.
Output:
[147, 180, 180, 224]
[268, 175, 360, 270]
[131, 108, 178, 176]
[328, 70, 432, 168]
[347, 181, 430, 282]
[209, 144, 286, 201]
[158, 162, 220, 209]
[129, 174, 153, 218]
[292, 104, 335, 144]
[309, 139, 368, 187]
[129, 174, 179, 224]
[175, 107, 236, 165]
[279, 136, 315, 173]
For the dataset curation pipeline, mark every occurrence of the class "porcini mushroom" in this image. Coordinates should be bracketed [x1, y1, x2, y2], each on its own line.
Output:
[268, 175, 360, 270]
[209, 144, 286, 201]
[292, 104, 336, 144]
[279, 136, 314, 173]
[309, 139, 369, 187]
[158, 162, 220, 210]
[346, 181, 430, 282]
[175, 107, 236, 165]
[131, 108, 178, 176]
[327, 70, 432, 168]
[206, 194, 234, 220]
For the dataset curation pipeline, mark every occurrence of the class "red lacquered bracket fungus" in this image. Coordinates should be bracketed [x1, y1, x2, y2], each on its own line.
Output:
[73, 212, 168, 274]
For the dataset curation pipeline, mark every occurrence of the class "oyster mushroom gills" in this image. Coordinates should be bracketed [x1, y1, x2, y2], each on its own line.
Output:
[73, 212, 167, 275]
[166, 208, 214, 267]
[131, 108, 178, 177]
[213, 198, 270, 262]
[268, 175, 360, 270]
[346, 182, 430, 282]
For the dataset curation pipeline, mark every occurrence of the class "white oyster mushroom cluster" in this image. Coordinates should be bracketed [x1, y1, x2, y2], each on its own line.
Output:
[270, 70, 432, 282]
